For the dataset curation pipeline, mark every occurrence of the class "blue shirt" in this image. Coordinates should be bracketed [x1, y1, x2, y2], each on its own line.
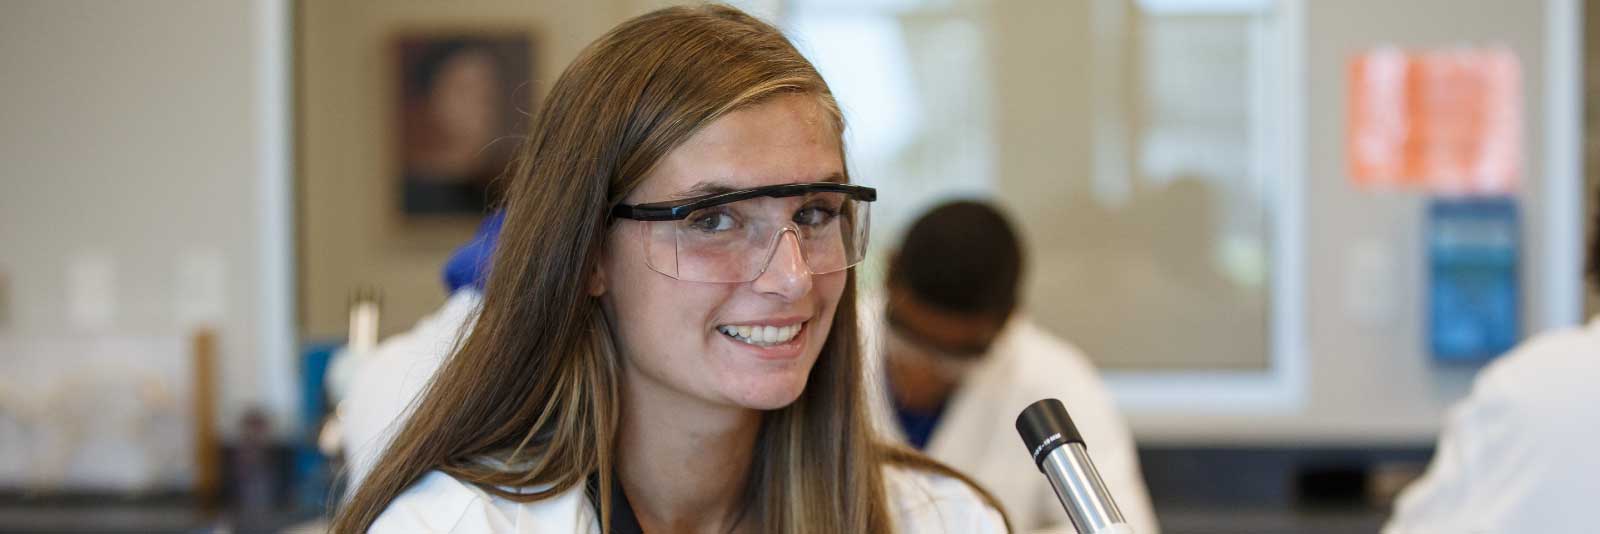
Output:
[441, 211, 503, 293]
[889, 381, 949, 450]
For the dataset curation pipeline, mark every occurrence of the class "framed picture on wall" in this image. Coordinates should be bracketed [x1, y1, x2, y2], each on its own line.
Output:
[395, 32, 532, 218]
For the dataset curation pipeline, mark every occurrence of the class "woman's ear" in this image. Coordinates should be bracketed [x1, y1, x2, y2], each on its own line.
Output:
[587, 259, 609, 297]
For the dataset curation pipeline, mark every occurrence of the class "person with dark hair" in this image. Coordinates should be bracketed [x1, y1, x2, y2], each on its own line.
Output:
[865, 200, 1160, 534]
[1384, 192, 1600, 534]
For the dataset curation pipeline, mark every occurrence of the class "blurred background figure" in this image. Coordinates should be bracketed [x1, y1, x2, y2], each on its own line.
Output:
[865, 200, 1160, 534]
[1382, 194, 1600, 534]
[336, 212, 500, 492]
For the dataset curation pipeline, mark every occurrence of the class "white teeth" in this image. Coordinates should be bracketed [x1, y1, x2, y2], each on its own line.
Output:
[718, 322, 803, 346]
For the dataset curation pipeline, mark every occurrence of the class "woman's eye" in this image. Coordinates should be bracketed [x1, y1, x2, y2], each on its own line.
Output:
[795, 205, 839, 226]
[688, 210, 737, 232]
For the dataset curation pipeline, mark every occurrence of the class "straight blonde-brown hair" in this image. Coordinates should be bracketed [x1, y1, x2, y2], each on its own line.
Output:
[331, 5, 1007, 532]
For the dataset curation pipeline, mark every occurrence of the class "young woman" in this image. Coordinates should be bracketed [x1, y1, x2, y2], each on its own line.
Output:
[332, 5, 1008, 533]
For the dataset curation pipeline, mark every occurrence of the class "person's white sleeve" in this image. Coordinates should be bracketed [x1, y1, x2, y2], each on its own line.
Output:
[887, 466, 1009, 533]
[1382, 373, 1508, 534]
[1386, 323, 1600, 534]
[343, 291, 482, 492]
[369, 471, 513, 533]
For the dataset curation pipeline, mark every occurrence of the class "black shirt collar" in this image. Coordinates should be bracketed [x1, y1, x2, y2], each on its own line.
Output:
[585, 471, 645, 534]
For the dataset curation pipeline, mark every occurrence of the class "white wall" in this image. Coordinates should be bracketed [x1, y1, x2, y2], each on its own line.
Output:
[0, 0, 293, 484]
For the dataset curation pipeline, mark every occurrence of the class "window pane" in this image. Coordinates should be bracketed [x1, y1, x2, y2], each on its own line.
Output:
[788, 0, 1277, 370]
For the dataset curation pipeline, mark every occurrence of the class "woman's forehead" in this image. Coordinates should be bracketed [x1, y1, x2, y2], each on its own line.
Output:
[631, 95, 844, 203]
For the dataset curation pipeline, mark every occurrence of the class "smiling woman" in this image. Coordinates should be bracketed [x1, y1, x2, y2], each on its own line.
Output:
[331, 5, 1008, 534]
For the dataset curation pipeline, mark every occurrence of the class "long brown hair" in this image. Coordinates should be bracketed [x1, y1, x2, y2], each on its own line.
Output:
[332, 5, 1007, 533]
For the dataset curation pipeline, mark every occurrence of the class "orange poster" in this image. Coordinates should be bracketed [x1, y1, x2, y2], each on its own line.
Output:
[1347, 46, 1522, 194]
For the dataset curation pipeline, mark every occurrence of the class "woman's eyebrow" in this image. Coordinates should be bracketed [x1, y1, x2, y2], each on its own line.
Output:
[670, 181, 736, 200]
[669, 172, 847, 200]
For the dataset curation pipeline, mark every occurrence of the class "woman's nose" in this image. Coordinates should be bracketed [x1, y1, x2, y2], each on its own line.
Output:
[751, 229, 813, 300]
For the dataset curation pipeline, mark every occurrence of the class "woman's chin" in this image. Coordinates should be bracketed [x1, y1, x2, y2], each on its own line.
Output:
[723, 373, 812, 411]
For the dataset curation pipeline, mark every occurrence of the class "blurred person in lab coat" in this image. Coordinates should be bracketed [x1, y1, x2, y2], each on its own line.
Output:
[339, 212, 499, 492]
[864, 200, 1160, 534]
[1382, 193, 1600, 534]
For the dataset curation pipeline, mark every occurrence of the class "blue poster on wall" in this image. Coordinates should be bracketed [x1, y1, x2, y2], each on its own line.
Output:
[1427, 198, 1520, 362]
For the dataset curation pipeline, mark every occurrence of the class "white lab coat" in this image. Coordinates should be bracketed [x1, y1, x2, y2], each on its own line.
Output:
[370, 465, 1005, 533]
[1383, 316, 1600, 534]
[862, 300, 1160, 534]
[342, 290, 483, 492]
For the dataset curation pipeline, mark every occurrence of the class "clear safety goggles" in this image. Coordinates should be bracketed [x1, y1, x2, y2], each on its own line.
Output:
[610, 182, 876, 284]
